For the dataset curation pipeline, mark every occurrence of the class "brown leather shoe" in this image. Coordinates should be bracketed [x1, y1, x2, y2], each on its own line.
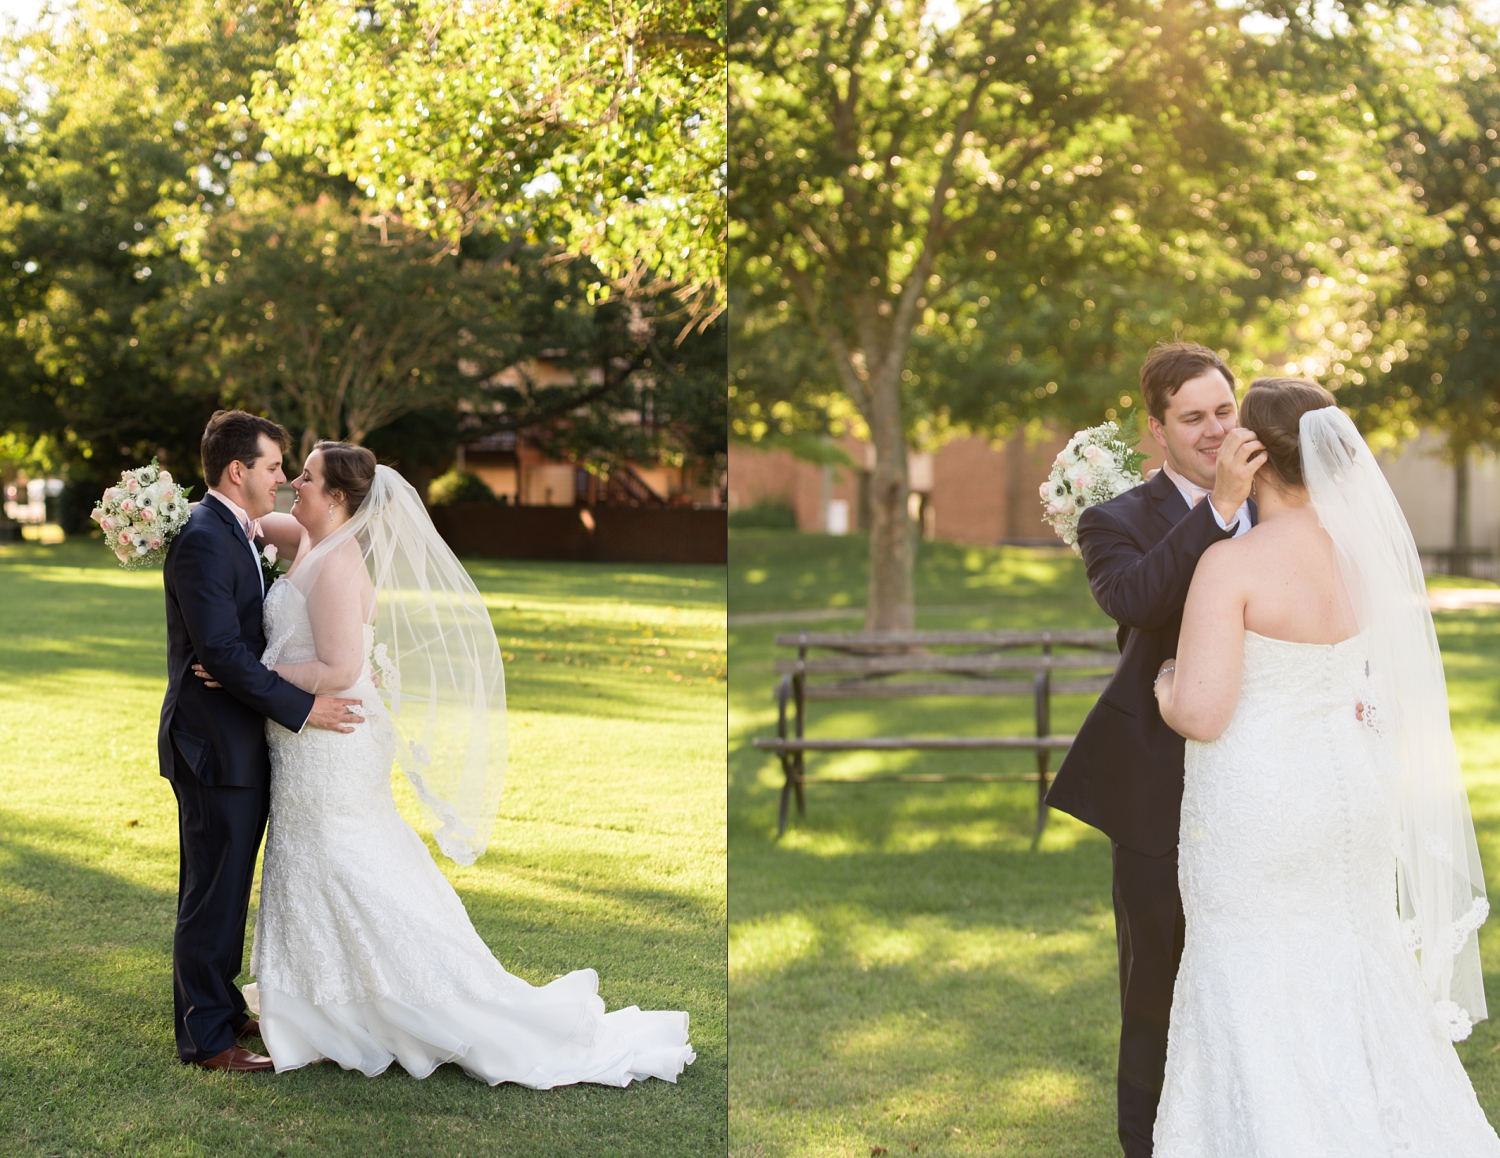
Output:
[193, 1045, 274, 1073]
[236, 1018, 261, 1039]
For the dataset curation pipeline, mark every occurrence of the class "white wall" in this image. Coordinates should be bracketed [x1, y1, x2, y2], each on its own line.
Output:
[1376, 429, 1500, 552]
[525, 464, 577, 506]
[471, 464, 518, 501]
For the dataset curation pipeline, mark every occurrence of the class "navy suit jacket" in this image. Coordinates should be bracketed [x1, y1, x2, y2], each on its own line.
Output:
[158, 495, 315, 788]
[1045, 470, 1256, 857]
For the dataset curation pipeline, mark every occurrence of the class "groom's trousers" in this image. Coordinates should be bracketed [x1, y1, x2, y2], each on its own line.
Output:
[1112, 841, 1186, 1158]
[169, 763, 269, 1063]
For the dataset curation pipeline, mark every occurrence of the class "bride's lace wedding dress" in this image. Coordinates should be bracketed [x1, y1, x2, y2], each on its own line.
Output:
[244, 580, 696, 1087]
[1155, 630, 1499, 1154]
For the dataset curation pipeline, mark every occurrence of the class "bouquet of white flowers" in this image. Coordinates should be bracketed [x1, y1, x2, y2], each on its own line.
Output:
[1039, 416, 1149, 553]
[91, 459, 193, 568]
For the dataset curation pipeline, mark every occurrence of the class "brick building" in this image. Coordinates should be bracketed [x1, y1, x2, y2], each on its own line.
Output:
[458, 430, 718, 508]
[728, 431, 1168, 545]
[730, 426, 1500, 575]
[452, 357, 723, 508]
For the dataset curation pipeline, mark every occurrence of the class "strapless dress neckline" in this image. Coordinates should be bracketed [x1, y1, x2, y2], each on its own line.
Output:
[1243, 627, 1366, 651]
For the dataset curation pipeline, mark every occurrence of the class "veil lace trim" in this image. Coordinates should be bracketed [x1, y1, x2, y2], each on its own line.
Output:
[1302, 407, 1488, 1040]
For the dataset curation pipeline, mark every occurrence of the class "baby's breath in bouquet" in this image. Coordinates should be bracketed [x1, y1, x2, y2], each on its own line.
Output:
[91, 459, 192, 568]
[1040, 414, 1150, 553]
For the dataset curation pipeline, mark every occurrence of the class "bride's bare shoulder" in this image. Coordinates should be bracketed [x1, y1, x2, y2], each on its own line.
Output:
[1218, 514, 1330, 574]
[1202, 527, 1259, 563]
[1194, 526, 1274, 588]
[323, 537, 369, 579]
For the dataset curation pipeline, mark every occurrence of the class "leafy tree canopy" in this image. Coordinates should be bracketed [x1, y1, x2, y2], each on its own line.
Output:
[255, 0, 727, 324]
[731, 0, 1446, 626]
[0, 0, 297, 507]
[0, 0, 725, 524]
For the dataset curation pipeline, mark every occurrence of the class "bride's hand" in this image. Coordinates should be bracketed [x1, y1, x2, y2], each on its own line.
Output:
[191, 662, 221, 689]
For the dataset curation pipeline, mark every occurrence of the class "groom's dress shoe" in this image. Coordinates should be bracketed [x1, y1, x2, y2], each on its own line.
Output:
[236, 1018, 261, 1039]
[193, 1045, 274, 1073]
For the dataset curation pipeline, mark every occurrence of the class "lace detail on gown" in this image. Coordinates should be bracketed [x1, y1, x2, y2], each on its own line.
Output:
[247, 581, 695, 1087]
[1155, 631, 1499, 1155]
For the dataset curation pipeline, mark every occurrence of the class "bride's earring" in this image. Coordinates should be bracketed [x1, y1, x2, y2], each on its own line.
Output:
[328, 503, 334, 522]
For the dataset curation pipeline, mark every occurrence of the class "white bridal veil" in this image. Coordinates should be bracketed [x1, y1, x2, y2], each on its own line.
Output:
[263, 464, 508, 866]
[1301, 407, 1488, 1039]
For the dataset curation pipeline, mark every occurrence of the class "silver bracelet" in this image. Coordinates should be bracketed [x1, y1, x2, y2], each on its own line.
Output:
[1154, 665, 1176, 690]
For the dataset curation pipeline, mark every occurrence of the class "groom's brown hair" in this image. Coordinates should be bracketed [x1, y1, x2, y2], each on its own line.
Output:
[201, 410, 291, 487]
[1139, 342, 1236, 421]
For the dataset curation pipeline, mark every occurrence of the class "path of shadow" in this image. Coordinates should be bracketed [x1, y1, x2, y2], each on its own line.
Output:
[1, 811, 725, 1157]
[730, 833, 1120, 1156]
[0, 805, 722, 1027]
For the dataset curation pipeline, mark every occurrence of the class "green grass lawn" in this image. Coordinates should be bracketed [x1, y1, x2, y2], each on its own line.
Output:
[728, 528, 1500, 1158]
[0, 539, 726, 1158]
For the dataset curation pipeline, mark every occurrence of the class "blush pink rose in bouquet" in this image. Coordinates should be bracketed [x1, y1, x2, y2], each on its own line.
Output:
[1040, 414, 1150, 554]
[91, 458, 193, 569]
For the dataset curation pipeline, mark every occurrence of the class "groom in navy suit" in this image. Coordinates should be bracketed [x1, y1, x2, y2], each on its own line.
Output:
[159, 410, 364, 1071]
[1046, 344, 1265, 1157]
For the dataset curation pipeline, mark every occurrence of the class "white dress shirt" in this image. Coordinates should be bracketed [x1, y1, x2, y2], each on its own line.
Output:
[206, 488, 259, 541]
[1161, 463, 1251, 538]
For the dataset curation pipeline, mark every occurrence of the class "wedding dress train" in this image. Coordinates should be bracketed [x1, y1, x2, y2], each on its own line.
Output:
[245, 580, 695, 1087]
[1154, 631, 1498, 1154]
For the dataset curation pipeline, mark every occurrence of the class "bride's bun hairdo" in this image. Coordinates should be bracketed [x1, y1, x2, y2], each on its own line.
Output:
[1238, 377, 1337, 487]
[314, 441, 378, 513]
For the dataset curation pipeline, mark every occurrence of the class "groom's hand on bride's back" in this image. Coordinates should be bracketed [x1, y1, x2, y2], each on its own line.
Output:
[306, 696, 365, 733]
[1210, 427, 1267, 524]
[191, 664, 364, 732]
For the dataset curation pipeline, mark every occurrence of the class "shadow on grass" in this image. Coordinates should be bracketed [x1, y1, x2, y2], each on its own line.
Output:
[730, 810, 1120, 1156]
[728, 531, 1097, 619]
[0, 541, 726, 1158]
[728, 532, 1500, 1155]
[505, 667, 726, 723]
[1, 808, 725, 1158]
[464, 557, 727, 608]
[0, 544, 727, 722]
[1, 802, 721, 1008]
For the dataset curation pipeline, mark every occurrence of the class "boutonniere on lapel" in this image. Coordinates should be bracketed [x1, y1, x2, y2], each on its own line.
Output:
[258, 541, 285, 588]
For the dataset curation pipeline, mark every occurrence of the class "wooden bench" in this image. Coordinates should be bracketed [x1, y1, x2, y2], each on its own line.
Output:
[753, 629, 1120, 836]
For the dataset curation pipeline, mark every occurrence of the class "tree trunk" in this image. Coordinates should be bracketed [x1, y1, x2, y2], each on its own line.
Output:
[1453, 442, 1472, 578]
[865, 362, 914, 630]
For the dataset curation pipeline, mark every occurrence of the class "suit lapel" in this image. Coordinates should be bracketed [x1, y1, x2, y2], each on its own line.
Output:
[1146, 469, 1190, 535]
[1146, 470, 1257, 532]
[202, 495, 264, 599]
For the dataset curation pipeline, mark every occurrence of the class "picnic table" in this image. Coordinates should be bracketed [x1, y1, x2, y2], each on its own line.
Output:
[753, 628, 1120, 836]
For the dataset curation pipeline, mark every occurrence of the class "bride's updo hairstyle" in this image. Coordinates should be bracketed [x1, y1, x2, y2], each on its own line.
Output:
[314, 440, 378, 514]
[1238, 377, 1337, 488]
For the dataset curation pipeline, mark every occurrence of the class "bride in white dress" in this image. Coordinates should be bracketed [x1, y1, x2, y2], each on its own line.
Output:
[197, 442, 695, 1087]
[1151, 379, 1497, 1154]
